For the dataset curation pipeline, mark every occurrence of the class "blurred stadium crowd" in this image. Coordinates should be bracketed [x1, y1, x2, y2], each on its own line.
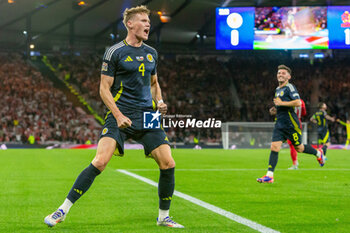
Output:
[1, 52, 349, 145]
[0, 54, 100, 144]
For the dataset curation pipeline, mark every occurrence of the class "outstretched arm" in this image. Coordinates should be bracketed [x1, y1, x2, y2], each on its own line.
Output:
[325, 114, 335, 122]
[337, 119, 346, 126]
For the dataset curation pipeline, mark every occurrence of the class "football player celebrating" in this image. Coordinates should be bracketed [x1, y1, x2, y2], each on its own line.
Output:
[45, 5, 183, 228]
[257, 65, 325, 183]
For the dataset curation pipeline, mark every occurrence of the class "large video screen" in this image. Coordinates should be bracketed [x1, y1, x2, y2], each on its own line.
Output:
[328, 6, 350, 49]
[216, 7, 254, 50]
[254, 7, 328, 49]
[216, 6, 350, 50]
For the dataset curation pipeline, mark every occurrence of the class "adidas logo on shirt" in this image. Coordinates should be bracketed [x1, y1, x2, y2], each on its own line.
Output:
[124, 56, 133, 62]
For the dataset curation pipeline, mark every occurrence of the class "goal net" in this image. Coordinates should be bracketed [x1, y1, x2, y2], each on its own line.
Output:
[221, 122, 308, 149]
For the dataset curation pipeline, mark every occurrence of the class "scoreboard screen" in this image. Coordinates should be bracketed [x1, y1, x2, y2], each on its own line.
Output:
[216, 6, 350, 50]
[328, 6, 350, 49]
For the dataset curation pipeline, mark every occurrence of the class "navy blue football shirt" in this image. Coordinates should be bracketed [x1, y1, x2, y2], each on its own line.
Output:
[101, 40, 158, 114]
[274, 83, 301, 130]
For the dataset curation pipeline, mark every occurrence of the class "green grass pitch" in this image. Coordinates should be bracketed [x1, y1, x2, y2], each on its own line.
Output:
[0, 148, 349, 233]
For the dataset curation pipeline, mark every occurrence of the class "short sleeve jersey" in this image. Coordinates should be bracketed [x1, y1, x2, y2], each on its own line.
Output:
[313, 110, 328, 132]
[274, 83, 301, 129]
[101, 40, 158, 114]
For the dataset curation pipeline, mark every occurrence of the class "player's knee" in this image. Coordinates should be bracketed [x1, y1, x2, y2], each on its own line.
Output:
[295, 146, 303, 153]
[92, 157, 108, 172]
[270, 144, 280, 152]
[159, 159, 175, 170]
[168, 159, 176, 169]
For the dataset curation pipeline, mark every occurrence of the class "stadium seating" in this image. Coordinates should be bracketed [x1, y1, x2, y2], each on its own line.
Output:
[0, 54, 101, 144]
[2, 53, 348, 145]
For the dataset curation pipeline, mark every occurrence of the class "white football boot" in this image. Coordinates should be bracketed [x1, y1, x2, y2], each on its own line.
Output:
[44, 209, 66, 227]
[157, 216, 184, 228]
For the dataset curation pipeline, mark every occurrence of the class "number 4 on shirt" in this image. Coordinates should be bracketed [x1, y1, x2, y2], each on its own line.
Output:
[139, 63, 145, 76]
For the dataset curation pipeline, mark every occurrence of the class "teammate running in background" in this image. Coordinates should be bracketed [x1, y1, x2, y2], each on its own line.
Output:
[270, 98, 306, 170]
[310, 102, 336, 156]
[336, 118, 350, 150]
[258, 65, 325, 184]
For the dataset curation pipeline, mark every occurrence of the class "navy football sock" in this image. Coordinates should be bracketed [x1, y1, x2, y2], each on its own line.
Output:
[268, 151, 279, 172]
[67, 163, 101, 203]
[158, 167, 175, 210]
[303, 144, 318, 156]
[322, 145, 328, 155]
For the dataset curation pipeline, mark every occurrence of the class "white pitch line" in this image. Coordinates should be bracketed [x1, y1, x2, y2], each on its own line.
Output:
[120, 168, 350, 171]
[117, 169, 280, 233]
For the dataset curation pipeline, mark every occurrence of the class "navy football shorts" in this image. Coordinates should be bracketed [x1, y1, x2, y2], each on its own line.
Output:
[318, 129, 330, 144]
[272, 127, 302, 146]
[100, 114, 170, 157]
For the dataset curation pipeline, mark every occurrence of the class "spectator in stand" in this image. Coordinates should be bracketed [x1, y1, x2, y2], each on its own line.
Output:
[0, 54, 101, 144]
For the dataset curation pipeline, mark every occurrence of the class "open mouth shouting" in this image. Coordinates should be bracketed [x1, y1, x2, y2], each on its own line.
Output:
[144, 28, 150, 37]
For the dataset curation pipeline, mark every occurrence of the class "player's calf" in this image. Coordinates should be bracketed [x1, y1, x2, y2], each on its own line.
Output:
[257, 151, 277, 183]
[44, 163, 101, 227]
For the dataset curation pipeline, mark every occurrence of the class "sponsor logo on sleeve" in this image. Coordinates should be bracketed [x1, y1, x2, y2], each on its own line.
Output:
[101, 62, 108, 71]
[102, 128, 108, 135]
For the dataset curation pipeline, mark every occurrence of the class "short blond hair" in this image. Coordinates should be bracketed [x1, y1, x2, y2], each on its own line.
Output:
[123, 5, 150, 29]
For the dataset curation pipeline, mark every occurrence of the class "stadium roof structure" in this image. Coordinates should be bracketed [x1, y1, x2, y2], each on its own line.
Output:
[0, 0, 349, 53]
